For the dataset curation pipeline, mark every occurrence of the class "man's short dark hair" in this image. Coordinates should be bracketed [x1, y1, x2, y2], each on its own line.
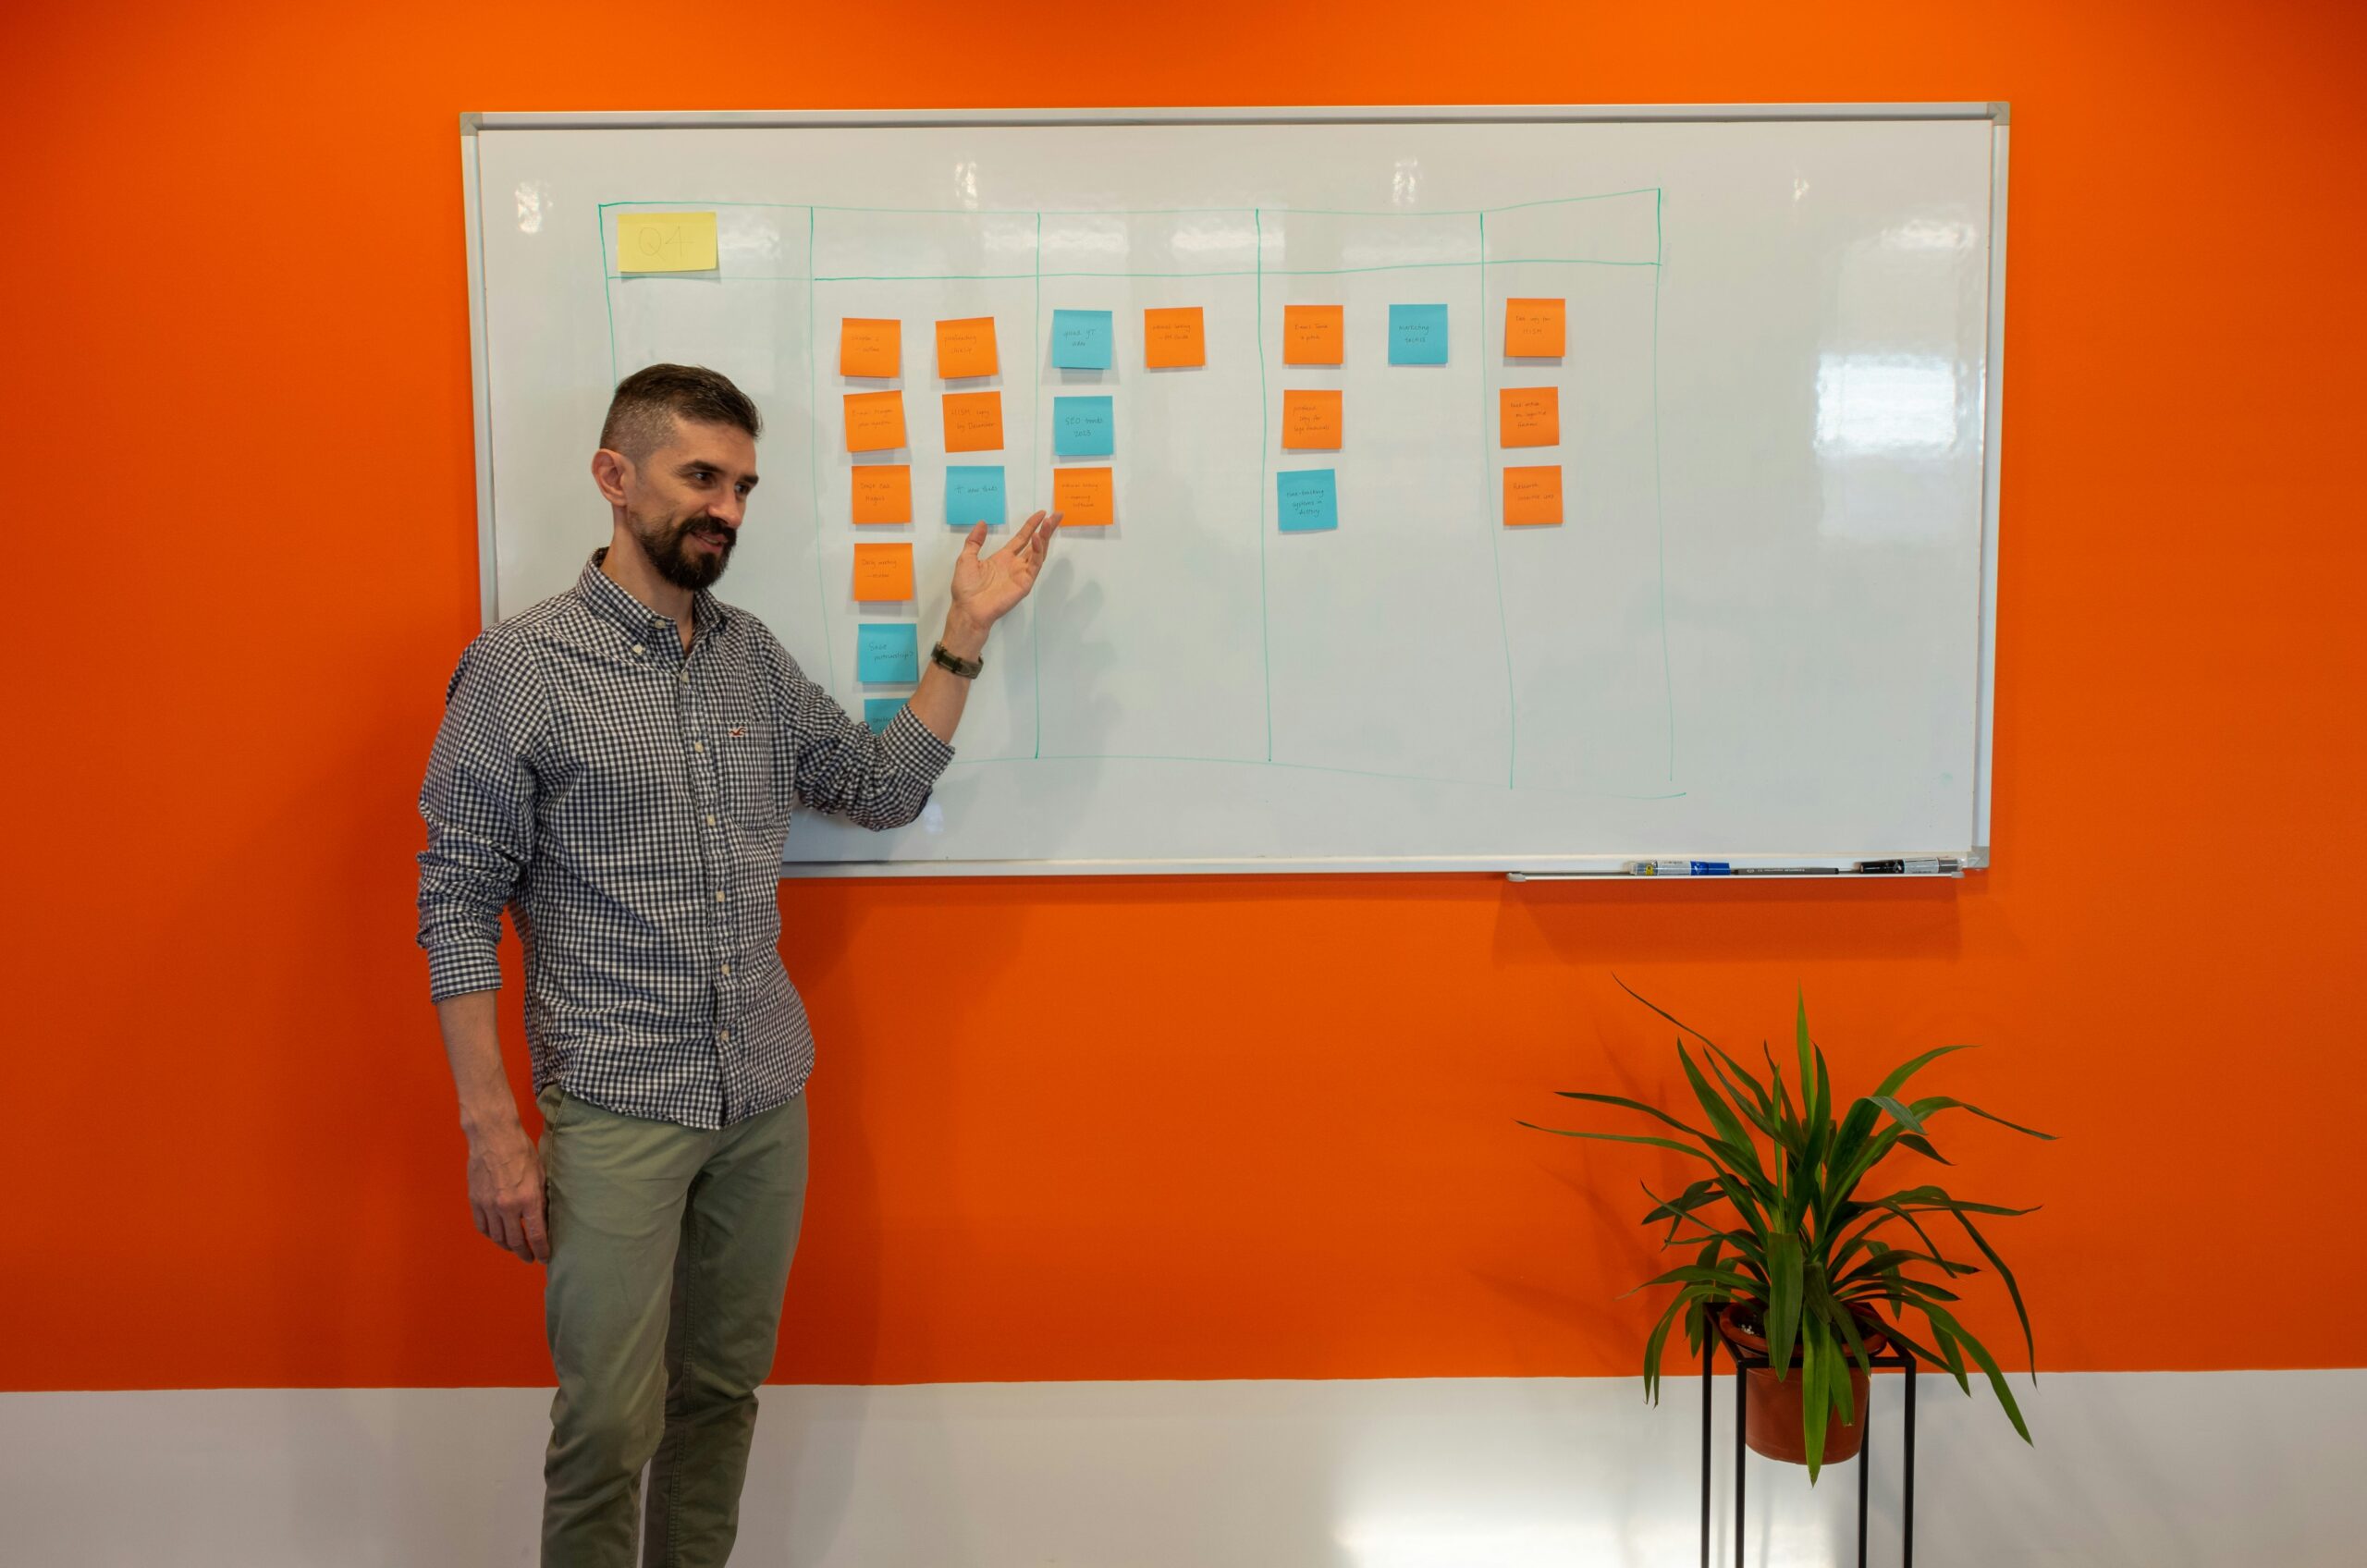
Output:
[599, 363, 762, 460]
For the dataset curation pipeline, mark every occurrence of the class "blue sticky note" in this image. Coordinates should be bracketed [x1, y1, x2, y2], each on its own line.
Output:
[1049, 309, 1113, 369]
[1276, 469, 1339, 533]
[1053, 395, 1115, 457]
[863, 697, 904, 733]
[856, 623, 920, 683]
[1389, 303, 1449, 365]
[945, 464, 1006, 528]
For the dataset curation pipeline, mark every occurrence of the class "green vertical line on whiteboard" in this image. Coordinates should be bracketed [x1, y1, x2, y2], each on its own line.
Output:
[598, 209, 619, 388]
[1032, 210, 1043, 760]
[1254, 208, 1272, 763]
[1479, 212, 1517, 789]
[1653, 187, 1674, 782]
[805, 207, 836, 691]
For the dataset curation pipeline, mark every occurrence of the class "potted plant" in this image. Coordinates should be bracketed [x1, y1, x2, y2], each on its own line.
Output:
[1522, 982, 2053, 1480]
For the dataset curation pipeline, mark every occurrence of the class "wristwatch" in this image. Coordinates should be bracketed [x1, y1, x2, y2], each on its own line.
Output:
[930, 642, 984, 679]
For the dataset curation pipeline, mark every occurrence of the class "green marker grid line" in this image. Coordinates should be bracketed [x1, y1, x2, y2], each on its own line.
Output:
[613, 259, 1657, 284]
[594, 187, 1670, 794]
[595, 191, 1657, 219]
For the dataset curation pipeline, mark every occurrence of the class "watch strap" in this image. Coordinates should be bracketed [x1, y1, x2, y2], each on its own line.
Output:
[929, 642, 984, 679]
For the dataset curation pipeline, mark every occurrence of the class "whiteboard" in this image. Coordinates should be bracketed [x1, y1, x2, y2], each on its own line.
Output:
[461, 107, 2006, 876]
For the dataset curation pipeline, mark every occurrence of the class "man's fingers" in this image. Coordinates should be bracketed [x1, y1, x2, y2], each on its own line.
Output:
[521, 1200, 552, 1265]
[959, 520, 987, 560]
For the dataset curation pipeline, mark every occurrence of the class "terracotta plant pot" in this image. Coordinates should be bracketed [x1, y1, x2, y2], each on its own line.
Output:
[1714, 1302, 1889, 1466]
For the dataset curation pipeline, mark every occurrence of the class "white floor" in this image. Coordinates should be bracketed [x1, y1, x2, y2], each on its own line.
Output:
[2, 1371, 2359, 1565]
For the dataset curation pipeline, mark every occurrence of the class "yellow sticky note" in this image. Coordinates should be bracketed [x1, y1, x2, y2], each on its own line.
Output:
[840, 318, 901, 378]
[936, 317, 1000, 379]
[1053, 466, 1114, 527]
[1282, 304, 1344, 365]
[852, 544, 915, 602]
[851, 465, 912, 524]
[844, 391, 907, 454]
[1504, 297, 1566, 358]
[617, 212, 718, 273]
[1145, 306, 1206, 369]
[1282, 389, 1343, 450]
[1499, 386, 1560, 448]
[942, 390, 1005, 453]
[1502, 465, 1564, 526]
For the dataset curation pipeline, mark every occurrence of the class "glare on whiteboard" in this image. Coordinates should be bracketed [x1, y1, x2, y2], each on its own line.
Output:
[1815, 354, 1959, 455]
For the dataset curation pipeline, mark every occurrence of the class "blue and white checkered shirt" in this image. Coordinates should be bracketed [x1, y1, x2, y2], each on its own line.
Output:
[416, 551, 951, 1129]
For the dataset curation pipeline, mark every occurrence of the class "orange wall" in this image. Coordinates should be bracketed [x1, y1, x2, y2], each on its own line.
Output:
[5, 1, 2361, 1391]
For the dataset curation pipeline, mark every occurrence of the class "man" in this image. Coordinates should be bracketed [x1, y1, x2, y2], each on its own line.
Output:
[416, 363, 1057, 1565]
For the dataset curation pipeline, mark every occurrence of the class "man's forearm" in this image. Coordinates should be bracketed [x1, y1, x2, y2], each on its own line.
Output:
[435, 989, 522, 1142]
[906, 607, 988, 744]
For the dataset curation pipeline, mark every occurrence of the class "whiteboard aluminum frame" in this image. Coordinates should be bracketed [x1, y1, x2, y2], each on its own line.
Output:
[458, 104, 2009, 879]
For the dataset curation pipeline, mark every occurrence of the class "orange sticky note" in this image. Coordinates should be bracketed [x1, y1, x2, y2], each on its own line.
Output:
[1499, 386, 1560, 448]
[936, 316, 999, 379]
[1145, 306, 1206, 369]
[942, 390, 1004, 452]
[852, 543, 915, 602]
[1053, 466, 1114, 527]
[1504, 298, 1566, 358]
[1282, 389, 1343, 450]
[840, 318, 901, 378]
[1502, 465, 1564, 526]
[843, 391, 906, 453]
[851, 464, 912, 524]
[1282, 304, 1344, 365]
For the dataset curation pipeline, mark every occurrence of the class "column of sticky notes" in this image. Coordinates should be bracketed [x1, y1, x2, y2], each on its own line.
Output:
[1277, 305, 1343, 532]
[1049, 308, 1117, 526]
[840, 318, 914, 729]
[1499, 297, 1566, 526]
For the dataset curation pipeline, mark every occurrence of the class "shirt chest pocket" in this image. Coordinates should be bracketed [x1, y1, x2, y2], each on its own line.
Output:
[714, 718, 787, 834]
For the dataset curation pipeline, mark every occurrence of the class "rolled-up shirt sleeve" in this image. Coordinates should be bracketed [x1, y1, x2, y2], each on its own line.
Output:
[416, 632, 548, 999]
[767, 633, 953, 829]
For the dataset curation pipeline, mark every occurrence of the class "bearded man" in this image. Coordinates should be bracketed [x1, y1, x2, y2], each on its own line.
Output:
[415, 362, 1056, 1565]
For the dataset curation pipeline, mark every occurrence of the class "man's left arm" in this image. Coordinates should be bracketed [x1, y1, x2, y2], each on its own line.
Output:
[780, 508, 1058, 829]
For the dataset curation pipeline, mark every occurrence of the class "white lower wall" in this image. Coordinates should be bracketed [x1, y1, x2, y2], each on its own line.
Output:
[2, 1372, 2359, 1566]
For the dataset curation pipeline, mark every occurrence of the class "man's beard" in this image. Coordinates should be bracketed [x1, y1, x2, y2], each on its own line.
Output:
[634, 508, 735, 591]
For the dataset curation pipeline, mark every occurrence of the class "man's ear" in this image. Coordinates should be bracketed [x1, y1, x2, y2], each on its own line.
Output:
[591, 447, 632, 506]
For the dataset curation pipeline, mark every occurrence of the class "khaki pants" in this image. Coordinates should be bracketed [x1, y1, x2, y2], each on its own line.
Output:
[535, 1081, 810, 1568]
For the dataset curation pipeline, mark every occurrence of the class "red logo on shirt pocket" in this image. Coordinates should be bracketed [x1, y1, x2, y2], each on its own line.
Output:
[730, 727, 746, 737]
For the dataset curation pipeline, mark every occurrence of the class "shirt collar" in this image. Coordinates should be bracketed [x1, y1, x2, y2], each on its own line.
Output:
[580, 548, 729, 640]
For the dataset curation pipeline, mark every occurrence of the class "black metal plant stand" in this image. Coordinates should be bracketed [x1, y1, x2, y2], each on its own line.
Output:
[1699, 1325, 1920, 1568]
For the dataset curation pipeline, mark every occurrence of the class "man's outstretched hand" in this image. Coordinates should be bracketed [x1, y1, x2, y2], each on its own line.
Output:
[948, 509, 1061, 634]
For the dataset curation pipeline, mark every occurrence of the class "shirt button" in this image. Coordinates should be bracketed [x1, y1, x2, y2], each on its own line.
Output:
[693, 741, 705, 752]
[714, 891, 726, 903]
[632, 643, 644, 655]
[705, 815, 717, 826]
[718, 1028, 730, 1042]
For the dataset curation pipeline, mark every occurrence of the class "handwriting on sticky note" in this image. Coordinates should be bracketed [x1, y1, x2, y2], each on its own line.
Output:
[1276, 469, 1339, 533]
[945, 465, 1007, 528]
[616, 212, 717, 273]
[1049, 309, 1114, 370]
[1282, 304, 1344, 365]
[856, 623, 920, 683]
[863, 697, 903, 733]
[843, 391, 907, 454]
[852, 543, 915, 602]
[942, 390, 1005, 453]
[851, 464, 912, 524]
[1498, 386, 1560, 448]
[840, 318, 900, 377]
[1052, 395, 1114, 458]
[1389, 303, 1449, 365]
[1502, 464, 1564, 526]
[1145, 306, 1206, 369]
[936, 316, 999, 379]
[1504, 297, 1566, 358]
[1282, 389, 1343, 450]
[1053, 466, 1114, 527]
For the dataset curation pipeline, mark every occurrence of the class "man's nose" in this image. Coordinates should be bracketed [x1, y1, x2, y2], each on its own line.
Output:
[708, 498, 745, 529]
